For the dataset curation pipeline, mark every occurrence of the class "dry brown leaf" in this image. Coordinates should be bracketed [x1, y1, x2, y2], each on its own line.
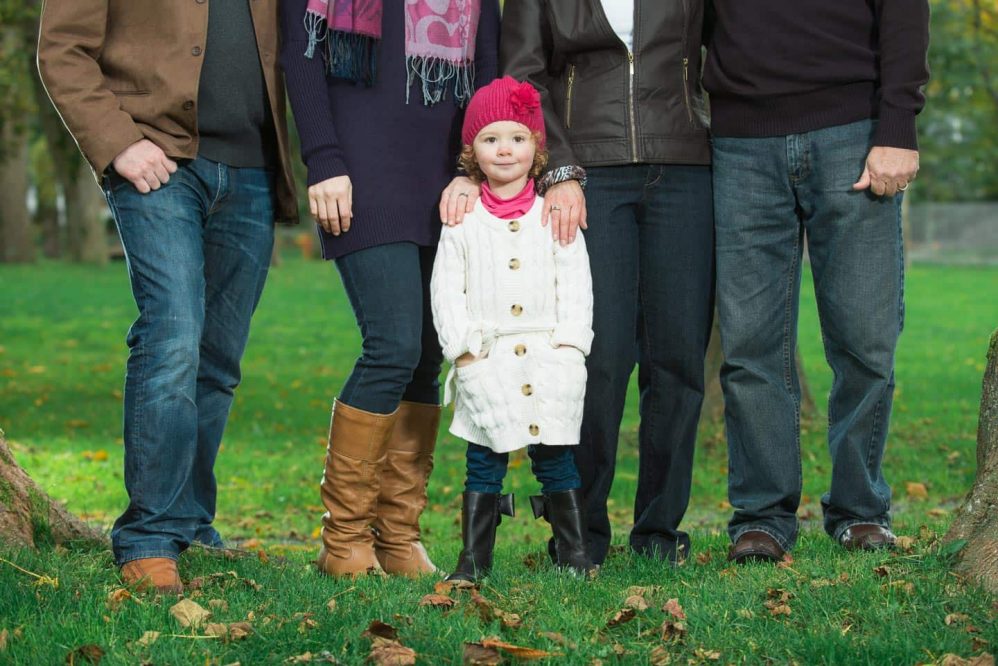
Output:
[480, 638, 559, 660]
[205, 623, 229, 638]
[895, 535, 916, 551]
[106, 588, 136, 611]
[626, 585, 661, 598]
[660, 620, 687, 642]
[695, 551, 712, 565]
[694, 648, 722, 661]
[939, 655, 995, 666]
[170, 599, 211, 628]
[607, 608, 636, 628]
[65, 644, 104, 664]
[873, 565, 891, 578]
[326, 598, 337, 612]
[462, 642, 502, 666]
[368, 639, 416, 666]
[905, 481, 929, 500]
[649, 645, 672, 665]
[768, 604, 792, 617]
[285, 651, 340, 664]
[624, 595, 649, 611]
[136, 631, 159, 647]
[662, 598, 686, 620]
[497, 609, 522, 629]
[298, 616, 319, 634]
[0, 629, 8, 651]
[766, 588, 793, 603]
[419, 594, 457, 609]
[362, 621, 399, 641]
[776, 553, 795, 568]
[538, 632, 577, 650]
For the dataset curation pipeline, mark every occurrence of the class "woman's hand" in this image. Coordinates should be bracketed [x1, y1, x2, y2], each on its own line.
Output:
[455, 352, 478, 367]
[309, 175, 353, 235]
[439, 176, 481, 226]
[543, 180, 587, 245]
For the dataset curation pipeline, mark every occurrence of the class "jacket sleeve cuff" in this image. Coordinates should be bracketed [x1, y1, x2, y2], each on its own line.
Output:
[537, 165, 588, 195]
[873, 107, 919, 150]
[88, 121, 146, 178]
[550, 324, 594, 356]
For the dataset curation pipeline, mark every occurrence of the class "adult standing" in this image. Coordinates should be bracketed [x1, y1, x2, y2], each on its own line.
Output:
[280, 0, 499, 577]
[501, 1, 714, 565]
[38, 0, 298, 593]
[705, 1, 929, 562]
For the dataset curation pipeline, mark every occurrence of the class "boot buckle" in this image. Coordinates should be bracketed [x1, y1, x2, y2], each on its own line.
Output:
[498, 493, 515, 518]
[529, 495, 548, 521]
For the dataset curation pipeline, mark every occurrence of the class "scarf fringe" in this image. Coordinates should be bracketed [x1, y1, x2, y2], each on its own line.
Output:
[405, 55, 476, 108]
[327, 31, 378, 86]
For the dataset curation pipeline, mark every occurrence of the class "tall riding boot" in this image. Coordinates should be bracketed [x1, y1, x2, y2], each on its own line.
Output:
[446, 492, 515, 584]
[374, 400, 442, 576]
[531, 489, 595, 576]
[316, 399, 398, 577]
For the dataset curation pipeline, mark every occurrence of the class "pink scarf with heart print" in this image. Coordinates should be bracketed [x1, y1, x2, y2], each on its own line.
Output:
[304, 0, 480, 106]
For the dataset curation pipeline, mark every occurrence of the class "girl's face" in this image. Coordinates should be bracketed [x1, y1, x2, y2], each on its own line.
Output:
[472, 121, 536, 191]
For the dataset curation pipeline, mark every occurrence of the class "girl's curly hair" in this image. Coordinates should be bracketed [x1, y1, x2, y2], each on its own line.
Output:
[457, 131, 549, 184]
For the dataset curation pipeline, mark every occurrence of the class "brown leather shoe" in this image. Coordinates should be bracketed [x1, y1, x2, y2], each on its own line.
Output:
[120, 557, 183, 594]
[728, 530, 785, 564]
[374, 401, 441, 577]
[838, 524, 896, 551]
[316, 399, 398, 577]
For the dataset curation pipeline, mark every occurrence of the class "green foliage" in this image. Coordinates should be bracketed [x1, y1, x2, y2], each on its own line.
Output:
[0, 1, 40, 158]
[920, 0, 998, 201]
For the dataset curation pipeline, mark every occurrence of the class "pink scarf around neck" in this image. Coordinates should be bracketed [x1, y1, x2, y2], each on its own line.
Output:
[480, 179, 536, 220]
[304, 0, 480, 106]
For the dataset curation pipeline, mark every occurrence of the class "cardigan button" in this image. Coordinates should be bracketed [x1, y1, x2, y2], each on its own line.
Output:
[511, 304, 523, 316]
[529, 424, 539, 436]
[514, 344, 527, 356]
[508, 258, 520, 270]
[521, 384, 533, 396]
[508, 220, 520, 232]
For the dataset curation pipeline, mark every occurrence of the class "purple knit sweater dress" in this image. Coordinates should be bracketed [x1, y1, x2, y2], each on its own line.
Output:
[280, 0, 500, 260]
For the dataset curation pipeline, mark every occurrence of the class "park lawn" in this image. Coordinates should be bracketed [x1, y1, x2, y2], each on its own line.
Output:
[0, 258, 995, 664]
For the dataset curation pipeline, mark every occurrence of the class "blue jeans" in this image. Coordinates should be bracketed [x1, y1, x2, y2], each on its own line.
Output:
[465, 443, 580, 494]
[334, 242, 441, 414]
[713, 119, 903, 551]
[576, 164, 715, 564]
[105, 156, 275, 565]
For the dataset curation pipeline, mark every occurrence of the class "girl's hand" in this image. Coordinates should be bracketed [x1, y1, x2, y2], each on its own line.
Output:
[455, 352, 478, 367]
[440, 176, 481, 226]
[543, 180, 587, 246]
[309, 175, 353, 235]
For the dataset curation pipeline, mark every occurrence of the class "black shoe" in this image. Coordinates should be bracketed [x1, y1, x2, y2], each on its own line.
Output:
[530, 489, 595, 576]
[445, 492, 514, 584]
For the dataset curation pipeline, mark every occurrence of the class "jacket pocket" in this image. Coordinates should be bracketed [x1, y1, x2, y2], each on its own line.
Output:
[681, 57, 695, 127]
[565, 64, 576, 129]
[110, 90, 151, 96]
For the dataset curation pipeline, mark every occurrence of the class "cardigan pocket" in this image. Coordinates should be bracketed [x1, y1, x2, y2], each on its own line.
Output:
[455, 357, 504, 432]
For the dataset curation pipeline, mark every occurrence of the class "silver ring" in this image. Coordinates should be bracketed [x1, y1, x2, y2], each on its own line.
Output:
[898, 183, 909, 191]
[550, 205, 561, 211]
[456, 192, 469, 198]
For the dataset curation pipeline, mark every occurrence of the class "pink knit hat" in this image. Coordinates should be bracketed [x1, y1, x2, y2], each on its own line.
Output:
[461, 76, 546, 147]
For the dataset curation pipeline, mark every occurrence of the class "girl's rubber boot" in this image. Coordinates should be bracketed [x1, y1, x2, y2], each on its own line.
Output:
[530, 489, 596, 576]
[373, 400, 442, 576]
[445, 492, 515, 584]
[316, 399, 398, 577]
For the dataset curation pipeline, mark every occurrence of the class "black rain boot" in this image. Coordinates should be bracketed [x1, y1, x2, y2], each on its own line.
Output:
[531, 489, 595, 576]
[446, 492, 515, 584]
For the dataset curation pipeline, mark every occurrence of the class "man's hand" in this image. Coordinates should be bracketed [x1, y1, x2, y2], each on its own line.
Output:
[439, 176, 481, 226]
[112, 139, 178, 193]
[853, 146, 919, 197]
[309, 175, 353, 236]
[543, 180, 587, 245]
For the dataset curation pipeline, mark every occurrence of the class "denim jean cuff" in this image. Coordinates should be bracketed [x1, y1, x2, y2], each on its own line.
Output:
[830, 518, 892, 543]
[114, 549, 181, 566]
[731, 525, 794, 552]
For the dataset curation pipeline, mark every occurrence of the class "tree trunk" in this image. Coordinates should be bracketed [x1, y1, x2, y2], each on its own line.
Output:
[0, 432, 103, 547]
[944, 329, 998, 594]
[65, 160, 109, 265]
[0, 122, 35, 263]
[702, 315, 816, 422]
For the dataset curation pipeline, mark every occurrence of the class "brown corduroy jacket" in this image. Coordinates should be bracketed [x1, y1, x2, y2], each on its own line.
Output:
[37, 0, 298, 224]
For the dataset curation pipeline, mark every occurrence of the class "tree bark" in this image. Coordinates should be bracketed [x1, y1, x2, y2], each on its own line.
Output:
[0, 122, 35, 263]
[944, 329, 998, 595]
[0, 432, 102, 547]
[65, 159, 109, 265]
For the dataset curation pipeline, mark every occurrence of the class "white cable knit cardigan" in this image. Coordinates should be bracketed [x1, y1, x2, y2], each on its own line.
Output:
[430, 197, 594, 453]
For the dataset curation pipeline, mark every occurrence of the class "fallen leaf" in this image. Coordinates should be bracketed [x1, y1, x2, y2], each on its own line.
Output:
[298, 616, 319, 634]
[462, 642, 502, 666]
[695, 551, 712, 565]
[660, 620, 687, 641]
[368, 638, 416, 666]
[480, 638, 559, 660]
[624, 595, 649, 611]
[649, 645, 672, 665]
[768, 604, 792, 616]
[419, 594, 457, 609]
[905, 482, 928, 500]
[662, 598, 686, 620]
[607, 608, 636, 628]
[626, 585, 661, 598]
[0, 629, 7, 651]
[736, 609, 754, 619]
[538, 632, 576, 650]
[326, 598, 337, 612]
[106, 588, 135, 611]
[169, 599, 211, 628]
[65, 644, 104, 664]
[522, 551, 544, 571]
[242, 538, 262, 549]
[206, 623, 229, 638]
[136, 631, 159, 647]
[776, 553, 795, 568]
[497, 609, 522, 629]
[694, 648, 722, 661]
[873, 565, 891, 578]
[82, 449, 107, 461]
[362, 621, 399, 641]
[939, 655, 995, 666]
[895, 536, 915, 551]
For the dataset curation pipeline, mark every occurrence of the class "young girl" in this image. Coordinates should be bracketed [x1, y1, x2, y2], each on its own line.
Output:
[430, 77, 595, 582]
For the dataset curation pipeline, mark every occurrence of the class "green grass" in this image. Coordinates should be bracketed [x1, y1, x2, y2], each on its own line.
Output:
[0, 258, 995, 664]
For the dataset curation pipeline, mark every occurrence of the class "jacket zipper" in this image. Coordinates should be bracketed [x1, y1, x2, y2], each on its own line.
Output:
[565, 64, 576, 129]
[627, 50, 638, 162]
[682, 57, 694, 126]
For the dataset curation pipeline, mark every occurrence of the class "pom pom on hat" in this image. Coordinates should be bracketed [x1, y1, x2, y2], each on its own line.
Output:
[462, 76, 546, 146]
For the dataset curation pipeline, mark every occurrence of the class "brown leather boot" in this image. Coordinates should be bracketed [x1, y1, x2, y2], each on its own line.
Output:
[316, 399, 398, 577]
[120, 557, 183, 594]
[373, 400, 441, 576]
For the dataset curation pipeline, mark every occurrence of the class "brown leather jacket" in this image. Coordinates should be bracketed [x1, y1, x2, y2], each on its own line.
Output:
[37, 0, 298, 224]
[500, 0, 711, 170]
